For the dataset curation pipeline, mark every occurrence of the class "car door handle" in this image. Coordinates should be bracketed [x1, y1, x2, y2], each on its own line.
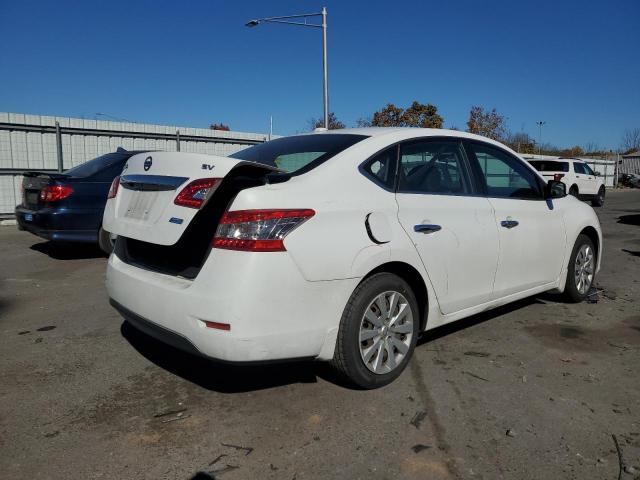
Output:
[414, 224, 442, 234]
[500, 220, 519, 229]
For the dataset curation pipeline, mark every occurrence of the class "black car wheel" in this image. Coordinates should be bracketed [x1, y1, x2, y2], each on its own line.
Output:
[331, 273, 419, 389]
[564, 234, 596, 303]
[591, 186, 605, 207]
[569, 185, 579, 198]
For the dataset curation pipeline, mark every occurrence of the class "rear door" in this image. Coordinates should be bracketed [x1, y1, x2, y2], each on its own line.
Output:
[465, 141, 566, 297]
[395, 138, 499, 315]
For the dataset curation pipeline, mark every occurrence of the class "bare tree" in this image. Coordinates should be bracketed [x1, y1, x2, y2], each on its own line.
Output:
[621, 127, 640, 153]
[583, 142, 600, 154]
[355, 117, 372, 127]
[308, 112, 345, 130]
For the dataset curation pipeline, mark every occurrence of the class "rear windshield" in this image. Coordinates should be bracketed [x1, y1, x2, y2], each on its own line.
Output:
[229, 134, 369, 174]
[64, 153, 128, 178]
[528, 160, 569, 172]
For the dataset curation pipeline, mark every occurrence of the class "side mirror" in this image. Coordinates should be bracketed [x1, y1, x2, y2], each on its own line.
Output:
[545, 180, 566, 199]
[594, 171, 601, 176]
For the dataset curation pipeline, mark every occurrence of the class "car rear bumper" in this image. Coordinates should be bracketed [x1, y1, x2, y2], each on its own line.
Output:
[106, 248, 359, 362]
[15, 205, 100, 243]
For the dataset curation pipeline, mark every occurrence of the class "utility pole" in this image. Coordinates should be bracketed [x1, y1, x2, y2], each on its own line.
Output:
[536, 121, 546, 156]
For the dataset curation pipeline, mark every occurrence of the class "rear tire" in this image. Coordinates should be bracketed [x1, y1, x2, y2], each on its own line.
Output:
[569, 185, 579, 198]
[98, 226, 115, 256]
[563, 234, 596, 303]
[330, 273, 419, 389]
[591, 186, 605, 207]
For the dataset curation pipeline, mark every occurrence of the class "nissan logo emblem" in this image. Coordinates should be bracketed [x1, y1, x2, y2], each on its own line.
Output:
[143, 156, 153, 171]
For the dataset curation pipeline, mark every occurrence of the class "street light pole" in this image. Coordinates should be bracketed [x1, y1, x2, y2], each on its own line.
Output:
[246, 7, 329, 129]
[321, 7, 328, 129]
[536, 121, 546, 156]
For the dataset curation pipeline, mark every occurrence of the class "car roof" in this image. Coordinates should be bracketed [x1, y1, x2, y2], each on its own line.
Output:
[314, 127, 523, 157]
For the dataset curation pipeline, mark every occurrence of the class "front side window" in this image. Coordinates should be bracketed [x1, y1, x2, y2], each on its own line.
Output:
[573, 162, 587, 174]
[398, 140, 469, 194]
[230, 134, 368, 175]
[467, 142, 542, 199]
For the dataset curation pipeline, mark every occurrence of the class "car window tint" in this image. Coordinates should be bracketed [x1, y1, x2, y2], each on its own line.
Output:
[583, 164, 595, 175]
[92, 159, 127, 182]
[573, 162, 587, 174]
[468, 143, 542, 199]
[64, 153, 128, 178]
[230, 134, 368, 175]
[361, 147, 396, 189]
[529, 160, 569, 172]
[398, 141, 468, 194]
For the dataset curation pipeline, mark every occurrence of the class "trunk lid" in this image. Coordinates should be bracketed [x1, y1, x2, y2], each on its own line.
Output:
[103, 151, 277, 246]
[21, 172, 69, 210]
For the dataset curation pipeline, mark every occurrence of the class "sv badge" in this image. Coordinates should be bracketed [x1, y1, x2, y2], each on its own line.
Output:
[201, 164, 215, 171]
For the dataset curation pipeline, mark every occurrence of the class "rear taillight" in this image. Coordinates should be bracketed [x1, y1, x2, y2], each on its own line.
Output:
[553, 173, 565, 181]
[174, 178, 221, 209]
[213, 209, 315, 252]
[39, 185, 73, 202]
[107, 175, 120, 199]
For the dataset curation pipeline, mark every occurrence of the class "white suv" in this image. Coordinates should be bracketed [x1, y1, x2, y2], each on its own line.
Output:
[103, 129, 602, 388]
[528, 158, 606, 206]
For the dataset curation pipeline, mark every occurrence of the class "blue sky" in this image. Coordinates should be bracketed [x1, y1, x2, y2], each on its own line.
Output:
[1, 0, 638, 149]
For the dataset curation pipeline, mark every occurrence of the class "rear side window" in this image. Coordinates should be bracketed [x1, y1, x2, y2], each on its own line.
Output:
[230, 134, 368, 175]
[467, 142, 542, 199]
[529, 160, 569, 172]
[398, 140, 469, 195]
[361, 147, 397, 190]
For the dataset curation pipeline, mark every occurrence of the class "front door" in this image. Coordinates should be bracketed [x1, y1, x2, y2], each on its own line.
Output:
[395, 139, 499, 315]
[465, 141, 566, 298]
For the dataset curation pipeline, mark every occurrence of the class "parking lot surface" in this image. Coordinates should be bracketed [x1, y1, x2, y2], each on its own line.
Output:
[1, 190, 639, 480]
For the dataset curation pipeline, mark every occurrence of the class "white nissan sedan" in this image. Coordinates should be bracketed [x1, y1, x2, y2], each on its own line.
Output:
[104, 128, 602, 389]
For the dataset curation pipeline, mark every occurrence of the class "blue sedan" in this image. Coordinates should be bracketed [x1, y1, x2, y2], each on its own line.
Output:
[15, 148, 147, 254]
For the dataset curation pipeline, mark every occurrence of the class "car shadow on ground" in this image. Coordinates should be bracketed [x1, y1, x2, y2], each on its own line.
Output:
[120, 321, 320, 393]
[617, 214, 640, 226]
[417, 296, 547, 347]
[30, 241, 106, 260]
[120, 295, 555, 393]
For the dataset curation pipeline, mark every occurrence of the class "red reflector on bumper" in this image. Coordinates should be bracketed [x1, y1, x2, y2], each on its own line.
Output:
[203, 320, 231, 331]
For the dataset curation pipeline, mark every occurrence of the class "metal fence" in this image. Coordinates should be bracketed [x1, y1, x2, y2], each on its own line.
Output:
[0, 112, 271, 215]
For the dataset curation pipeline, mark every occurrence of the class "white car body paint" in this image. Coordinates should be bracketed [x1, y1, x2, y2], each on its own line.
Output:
[104, 128, 602, 363]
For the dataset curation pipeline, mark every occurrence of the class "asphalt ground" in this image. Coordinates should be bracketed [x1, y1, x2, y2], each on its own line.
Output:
[1, 190, 639, 480]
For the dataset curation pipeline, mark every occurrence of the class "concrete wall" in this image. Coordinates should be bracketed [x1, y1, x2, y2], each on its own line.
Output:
[0, 112, 271, 215]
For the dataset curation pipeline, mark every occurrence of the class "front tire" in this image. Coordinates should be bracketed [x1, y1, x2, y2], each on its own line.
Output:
[98, 226, 115, 255]
[564, 234, 596, 302]
[330, 273, 419, 389]
[591, 186, 605, 207]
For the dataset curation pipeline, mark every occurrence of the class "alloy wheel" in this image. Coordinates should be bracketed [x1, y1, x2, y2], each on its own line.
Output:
[574, 244, 594, 294]
[358, 291, 414, 374]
